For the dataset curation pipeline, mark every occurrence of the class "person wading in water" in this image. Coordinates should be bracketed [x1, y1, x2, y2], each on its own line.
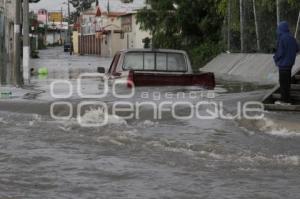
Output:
[274, 21, 299, 105]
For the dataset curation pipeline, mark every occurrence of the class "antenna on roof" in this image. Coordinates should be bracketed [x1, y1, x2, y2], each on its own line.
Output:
[295, 10, 300, 39]
[107, 0, 110, 13]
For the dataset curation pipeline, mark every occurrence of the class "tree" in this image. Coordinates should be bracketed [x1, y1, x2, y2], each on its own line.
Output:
[295, 11, 300, 38]
[253, 0, 261, 51]
[136, 0, 300, 68]
[227, 0, 231, 52]
[240, 0, 244, 53]
[276, 0, 280, 25]
[137, 0, 224, 48]
[224, 0, 300, 53]
[137, 0, 225, 67]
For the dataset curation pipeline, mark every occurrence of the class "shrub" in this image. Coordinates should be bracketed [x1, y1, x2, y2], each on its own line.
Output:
[187, 41, 223, 71]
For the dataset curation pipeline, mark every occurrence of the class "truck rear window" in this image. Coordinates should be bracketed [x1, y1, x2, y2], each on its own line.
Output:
[123, 52, 187, 72]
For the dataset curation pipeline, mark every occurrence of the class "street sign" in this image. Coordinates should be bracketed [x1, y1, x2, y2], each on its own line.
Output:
[49, 12, 63, 23]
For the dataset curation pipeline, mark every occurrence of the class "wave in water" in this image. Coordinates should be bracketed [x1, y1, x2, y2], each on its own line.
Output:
[238, 116, 300, 138]
[259, 118, 300, 138]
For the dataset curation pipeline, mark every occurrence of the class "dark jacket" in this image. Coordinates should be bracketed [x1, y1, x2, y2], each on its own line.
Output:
[273, 21, 299, 70]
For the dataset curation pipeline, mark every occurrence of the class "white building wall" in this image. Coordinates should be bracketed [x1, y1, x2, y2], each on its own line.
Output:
[101, 34, 110, 57]
[100, 17, 124, 57]
[81, 14, 96, 35]
[121, 14, 151, 50]
[46, 32, 66, 45]
[111, 33, 123, 56]
[132, 15, 150, 48]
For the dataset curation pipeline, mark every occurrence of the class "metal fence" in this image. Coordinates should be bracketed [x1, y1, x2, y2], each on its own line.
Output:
[226, 0, 300, 53]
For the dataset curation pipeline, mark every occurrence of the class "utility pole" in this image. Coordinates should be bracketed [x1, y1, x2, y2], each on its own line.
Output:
[295, 10, 300, 39]
[67, 0, 71, 43]
[45, 11, 48, 46]
[240, 0, 244, 53]
[0, 4, 4, 85]
[276, 0, 280, 25]
[13, 0, 22, 86]
[23, 0, 30, 84]
[60, 7, 63, 44]
[252, 0, 261, 52]
[67, 0, 72, 55]
[227, 0, 231, 52]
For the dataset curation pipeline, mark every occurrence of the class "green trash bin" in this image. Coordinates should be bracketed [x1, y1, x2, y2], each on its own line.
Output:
[38, 67, 48, 75]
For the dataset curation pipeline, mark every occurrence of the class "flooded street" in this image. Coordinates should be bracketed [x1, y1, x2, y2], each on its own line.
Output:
[1, 48, 300, 199]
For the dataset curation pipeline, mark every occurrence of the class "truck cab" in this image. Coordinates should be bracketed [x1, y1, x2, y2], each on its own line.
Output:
[102, 49, 215, 89]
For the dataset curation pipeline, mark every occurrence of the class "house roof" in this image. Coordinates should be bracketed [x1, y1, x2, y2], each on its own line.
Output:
[99, 0, 145, 12]
[120, 49, 187, 54]
[82, 0, 146, 18]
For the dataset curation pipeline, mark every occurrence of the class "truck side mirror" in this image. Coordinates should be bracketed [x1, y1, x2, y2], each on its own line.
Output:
[97, 67, 105, 73]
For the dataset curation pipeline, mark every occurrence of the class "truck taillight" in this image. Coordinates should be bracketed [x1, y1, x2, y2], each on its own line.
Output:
[127, 70, 134, 88]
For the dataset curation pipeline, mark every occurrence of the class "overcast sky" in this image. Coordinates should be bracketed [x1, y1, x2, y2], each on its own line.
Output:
[29, 0, 73, 12]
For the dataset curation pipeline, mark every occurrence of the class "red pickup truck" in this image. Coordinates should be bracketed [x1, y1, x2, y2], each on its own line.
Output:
[99, 49, 215, 89]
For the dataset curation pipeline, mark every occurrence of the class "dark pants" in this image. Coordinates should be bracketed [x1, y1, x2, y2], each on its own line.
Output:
[279, 69, 292, 103]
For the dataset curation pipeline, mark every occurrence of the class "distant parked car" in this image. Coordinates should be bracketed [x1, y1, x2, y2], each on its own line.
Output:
[64, 43, 71, 52]
[98, 49, 215, 89]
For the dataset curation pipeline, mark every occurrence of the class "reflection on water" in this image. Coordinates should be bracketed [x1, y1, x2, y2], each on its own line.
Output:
[217, 79, 274, 93]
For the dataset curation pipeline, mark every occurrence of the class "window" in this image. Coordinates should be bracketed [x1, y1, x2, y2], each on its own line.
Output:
[123, 52, 187, 72]
[144, 53, 155, 70]
[156, 53, 167, 71]
[120, 32, 124, 39]
[108, 53, 121, 74]
[123, 53, 143, 70]
[168, 53, 186, 71]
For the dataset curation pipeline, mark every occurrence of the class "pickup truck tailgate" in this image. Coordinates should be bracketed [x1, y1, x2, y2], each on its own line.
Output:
[130, 72, 215, 89]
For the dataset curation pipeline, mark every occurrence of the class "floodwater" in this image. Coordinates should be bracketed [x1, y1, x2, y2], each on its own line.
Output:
[1, 48, 300, 199]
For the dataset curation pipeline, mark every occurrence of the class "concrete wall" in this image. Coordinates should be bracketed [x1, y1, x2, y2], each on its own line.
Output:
[100, 31, 123, 57]
[202, 53, 300, 84]
[100, 19, 123, 57]
[46, 32, 64, 45]
[111, 32, 123, 56]
[105, 18, 123, 57]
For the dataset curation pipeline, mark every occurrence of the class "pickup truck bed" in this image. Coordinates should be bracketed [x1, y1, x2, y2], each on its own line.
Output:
[130, 71, 215, 89]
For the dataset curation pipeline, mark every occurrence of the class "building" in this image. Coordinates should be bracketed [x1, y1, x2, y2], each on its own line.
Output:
[77, 9, 102, 55]
[76, 5, 125, 56]
[44, 21, 68, 45]
[120, 12, 150, 49]
[37, 9, 48, 24]
[95, 7, 125, 57]
[48, 11, 63, 23]
[75, 0, 151, 57]
[37, 9, 68, 46]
